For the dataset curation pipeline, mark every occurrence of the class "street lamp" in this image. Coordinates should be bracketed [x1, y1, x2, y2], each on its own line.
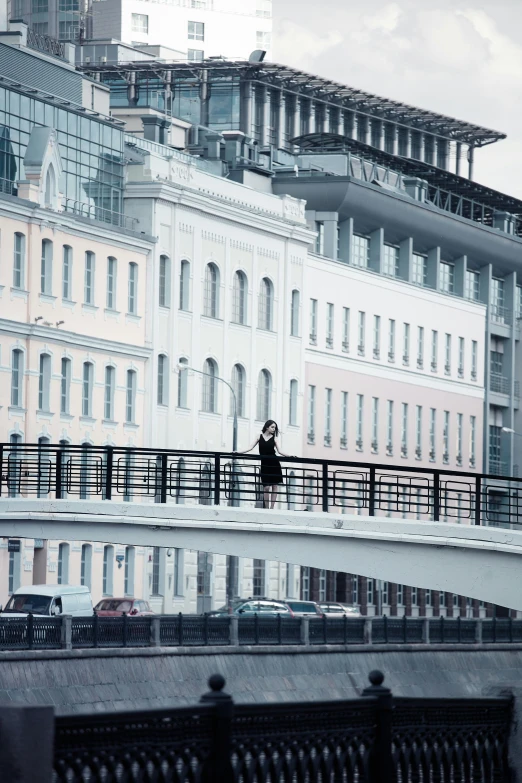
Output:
[176, 362, 239, 505]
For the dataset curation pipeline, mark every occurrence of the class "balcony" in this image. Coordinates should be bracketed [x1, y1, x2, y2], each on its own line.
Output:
[490, 373, 510, 395]
[490, 306, 513, 326]
[489, 459, 508, 476]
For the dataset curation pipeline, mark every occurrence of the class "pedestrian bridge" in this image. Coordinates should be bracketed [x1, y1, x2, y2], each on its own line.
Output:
[1, 443, 522, 609]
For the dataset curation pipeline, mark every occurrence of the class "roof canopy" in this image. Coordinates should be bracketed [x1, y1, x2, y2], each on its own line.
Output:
[79, 58, 506, 147]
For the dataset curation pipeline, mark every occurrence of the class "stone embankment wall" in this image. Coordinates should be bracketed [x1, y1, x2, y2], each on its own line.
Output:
[0, 645, 520, 714]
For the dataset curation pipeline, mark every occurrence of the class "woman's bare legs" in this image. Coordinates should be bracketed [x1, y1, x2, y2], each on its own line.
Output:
[263, 486, 271, 508]
[270, 486, 278, 509]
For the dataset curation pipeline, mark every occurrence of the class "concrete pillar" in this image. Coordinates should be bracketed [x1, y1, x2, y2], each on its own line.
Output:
[375, 120, 384, 151]
[61, 615, 72, 650]
[405, 129, 412, 159]
[293, 97, 301, 141]
[468, 144, 475, 180]
[475, 618, 483, 643]
[391, 124, 398, 156]
[229, 615, 239, 646]
[369, 228, 384, 273]
[364, 617, 373, 645]
[426, 246, 441, 290]
[493, 211, 515, 235]
[399, 237, 413, 282]
[403, 177, 428, 202]
[422, 617, 430, 644]
[151, 616, 161, 646]
[262, 86, 270, 147]
[419, 132, 425, 162]
[0, 705, 54, 783]
[455, 142, 462, 177]
[338, 217, 353, 264]
[300, 616, 310, 645]
[277, 90, 285, 149]
[316, 211, 339, 261]
[453, 255, 466, 298]
[308, 100, 316, 134]
[240, 80, 253, 138]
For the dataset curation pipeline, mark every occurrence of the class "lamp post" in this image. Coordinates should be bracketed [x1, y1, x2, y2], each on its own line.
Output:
[176, 363, 239, 505]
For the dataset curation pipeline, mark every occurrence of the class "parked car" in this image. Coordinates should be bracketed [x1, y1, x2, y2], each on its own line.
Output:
[319, 602, 362, 619]
[1, 584, 93, 617]
[94, 598, 154, 616]
[210, 599, 292, 617]
[284, 600, 323, 618]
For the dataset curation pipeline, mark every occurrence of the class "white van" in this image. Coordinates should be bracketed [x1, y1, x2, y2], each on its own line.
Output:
[1, 584, 93, 617]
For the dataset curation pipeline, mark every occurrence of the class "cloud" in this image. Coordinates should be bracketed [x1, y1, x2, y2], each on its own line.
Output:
[273, 18, 343, 68]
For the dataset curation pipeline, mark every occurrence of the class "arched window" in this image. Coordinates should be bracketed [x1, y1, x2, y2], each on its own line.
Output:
[126, 370, 136, 423]
[179, 259, 190, 310]
[159, 255, 171, 307]
[124, 546, 135, 595]
[82, 362, 93, 417]
[80, 544, 92, 588]
[290, 289, 300, 336]
[177, 357, 188, 407]
[40, 239, 53, 295]
[57, 543, 70, 585]
[13, 232, 26, 290]
[104, 365, 115, 420]
[103, 545, 114, 595]
[106, 256, 117, 309]
[258, 277, 274, 330]
[44, 165, 55, 207]
[11, 349, 23, 407]
[128, 262, 138, 314]
[157, 354, 168, 405]
[289, 379, 298, 426]
[232, 270, 248, 324]
[202, 358, 218, 412]
[257, 369, 272, 421]
[204, 262, 220, 318]
[38, 353, 51, 412]
[231, 363, 245, 417]
[62, 245, 72, 300]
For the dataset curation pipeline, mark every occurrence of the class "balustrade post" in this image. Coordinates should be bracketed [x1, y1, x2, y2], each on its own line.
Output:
[200, 674, 234, 783]
[229, 616, 239, 646]
[475, 476, 481, 525]
[55, 448, 63, 500]
[160, 453, 168, 504]
[300, 616, 310, 646]
[433, 471, 440, 521]
[27, 613, 34, 650]
[61, 615, 72, 650]
[369, 466, 376, 516]
[105, 446, 114, 501]
[151, 616, 161, 647]
[0, 705, 55, 783]
[322, 462, 329, 512]
[364, 617, 373, 645]
[475, 618, 483, 644]
[214, 455, 221, 505]
[362, 671, 395, 783]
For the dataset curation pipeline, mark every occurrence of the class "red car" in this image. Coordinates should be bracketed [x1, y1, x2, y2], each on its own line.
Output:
[94, 598, 154, 616]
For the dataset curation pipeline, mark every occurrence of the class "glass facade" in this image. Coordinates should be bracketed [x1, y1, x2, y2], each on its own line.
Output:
[0, 84, 124, 217]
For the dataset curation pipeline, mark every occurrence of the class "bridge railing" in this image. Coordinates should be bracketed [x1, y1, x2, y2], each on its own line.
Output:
[1, 442, 520, 525]
[1, 614, 522, 651]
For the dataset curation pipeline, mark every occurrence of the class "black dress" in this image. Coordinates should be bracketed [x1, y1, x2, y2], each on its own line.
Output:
[259, 434, 284, 486]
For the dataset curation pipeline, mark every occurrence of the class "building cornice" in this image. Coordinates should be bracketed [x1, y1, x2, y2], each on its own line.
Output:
[0, 319, 152, 358]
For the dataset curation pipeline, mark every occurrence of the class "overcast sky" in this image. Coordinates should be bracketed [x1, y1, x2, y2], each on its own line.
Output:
[272, 0, 522, 199]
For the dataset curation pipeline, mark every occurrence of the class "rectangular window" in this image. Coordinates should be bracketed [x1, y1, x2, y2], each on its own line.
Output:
[367, 579, 374, 605]
[382, 244, 399, 277]
[126, 370, 136, 424]
[397, 584, 404, 605]
[308, 385, 315, 443]
[443, 411, 450, 463]
[60, 358, 71, 414]
[445, 333, 451, 375]
[13, 233, 25, 289]
[106, 257, 117, 310]
[417, 326, 424, 369]
[373, 315, 381, 359]
[415, 405, 422, 458]
[84, 252, 95, 305]
[104, 366, 115, 420]
[256, 30, 271, 48]
[358, 311, 365, 355]
[40, 240, 52, 295]
[356, 394, 364, 450]
[128, 263, 138, 314]
[469, 415, 476, 468]
[440, 261, 454, 294]
[431, 330, 438, 371]
[491, 278, 505, 322]
[341, 391, 348, 448]
[465, 269, 480, 301]
[62, 246, 72, 300]
[351, 234, 369, 268]
[403, 323, 410, 365]
[82, 363, 93, 418]
[342, 307, 350, 352]
[386, 400, 393, 455]
[456, 413, 463, 465]
[11, 350, 23, 407]
[412, 253, 427, 286]
[309, 299, 317, 344]
[458, 337, 464, 378]
[388, 319, 395, 362]
[471, 340, 478, 380]
[188, 48, 204, 61]
[429, 408, 436, 461]
[253, 559, 265, 596]
[188, 20, 204, 39]
[38, 354, 51, 412]
[301, 566, 310, 600]
[411, 587, 418, 606]
[315, 222, 325, 255]
[131, 12, 148, 33]
[256, 0, 272, 17]
[326, 303, 334, 347]
[324, 388, 332, 446]
[159, 256, 170, 308]
[401, 403, 408, 456]
[371, 397, 379, 453]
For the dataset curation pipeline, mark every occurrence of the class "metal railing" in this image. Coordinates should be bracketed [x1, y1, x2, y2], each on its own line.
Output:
[1, 614, 521, 651]
[26, 28, 66, 60]
[490, 372, 510, 395]
[48, 670, 513, 783]
[63, 198, 138, 231]
[1, 442, 521, 525]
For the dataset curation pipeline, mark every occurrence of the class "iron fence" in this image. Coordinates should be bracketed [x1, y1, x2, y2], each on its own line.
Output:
[49, 670, 513, 783]
[1, 442, 521, 525]
[2, 614, 522, 651]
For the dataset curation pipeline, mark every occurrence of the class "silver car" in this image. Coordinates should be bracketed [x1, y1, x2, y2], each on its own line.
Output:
[319, 602, 362, 619]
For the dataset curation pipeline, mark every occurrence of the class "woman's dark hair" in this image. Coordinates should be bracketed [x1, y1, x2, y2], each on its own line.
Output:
[262, 420, 279, 437]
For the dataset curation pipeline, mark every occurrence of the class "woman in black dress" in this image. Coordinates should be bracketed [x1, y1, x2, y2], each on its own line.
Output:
[237, 420, 293, 508]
